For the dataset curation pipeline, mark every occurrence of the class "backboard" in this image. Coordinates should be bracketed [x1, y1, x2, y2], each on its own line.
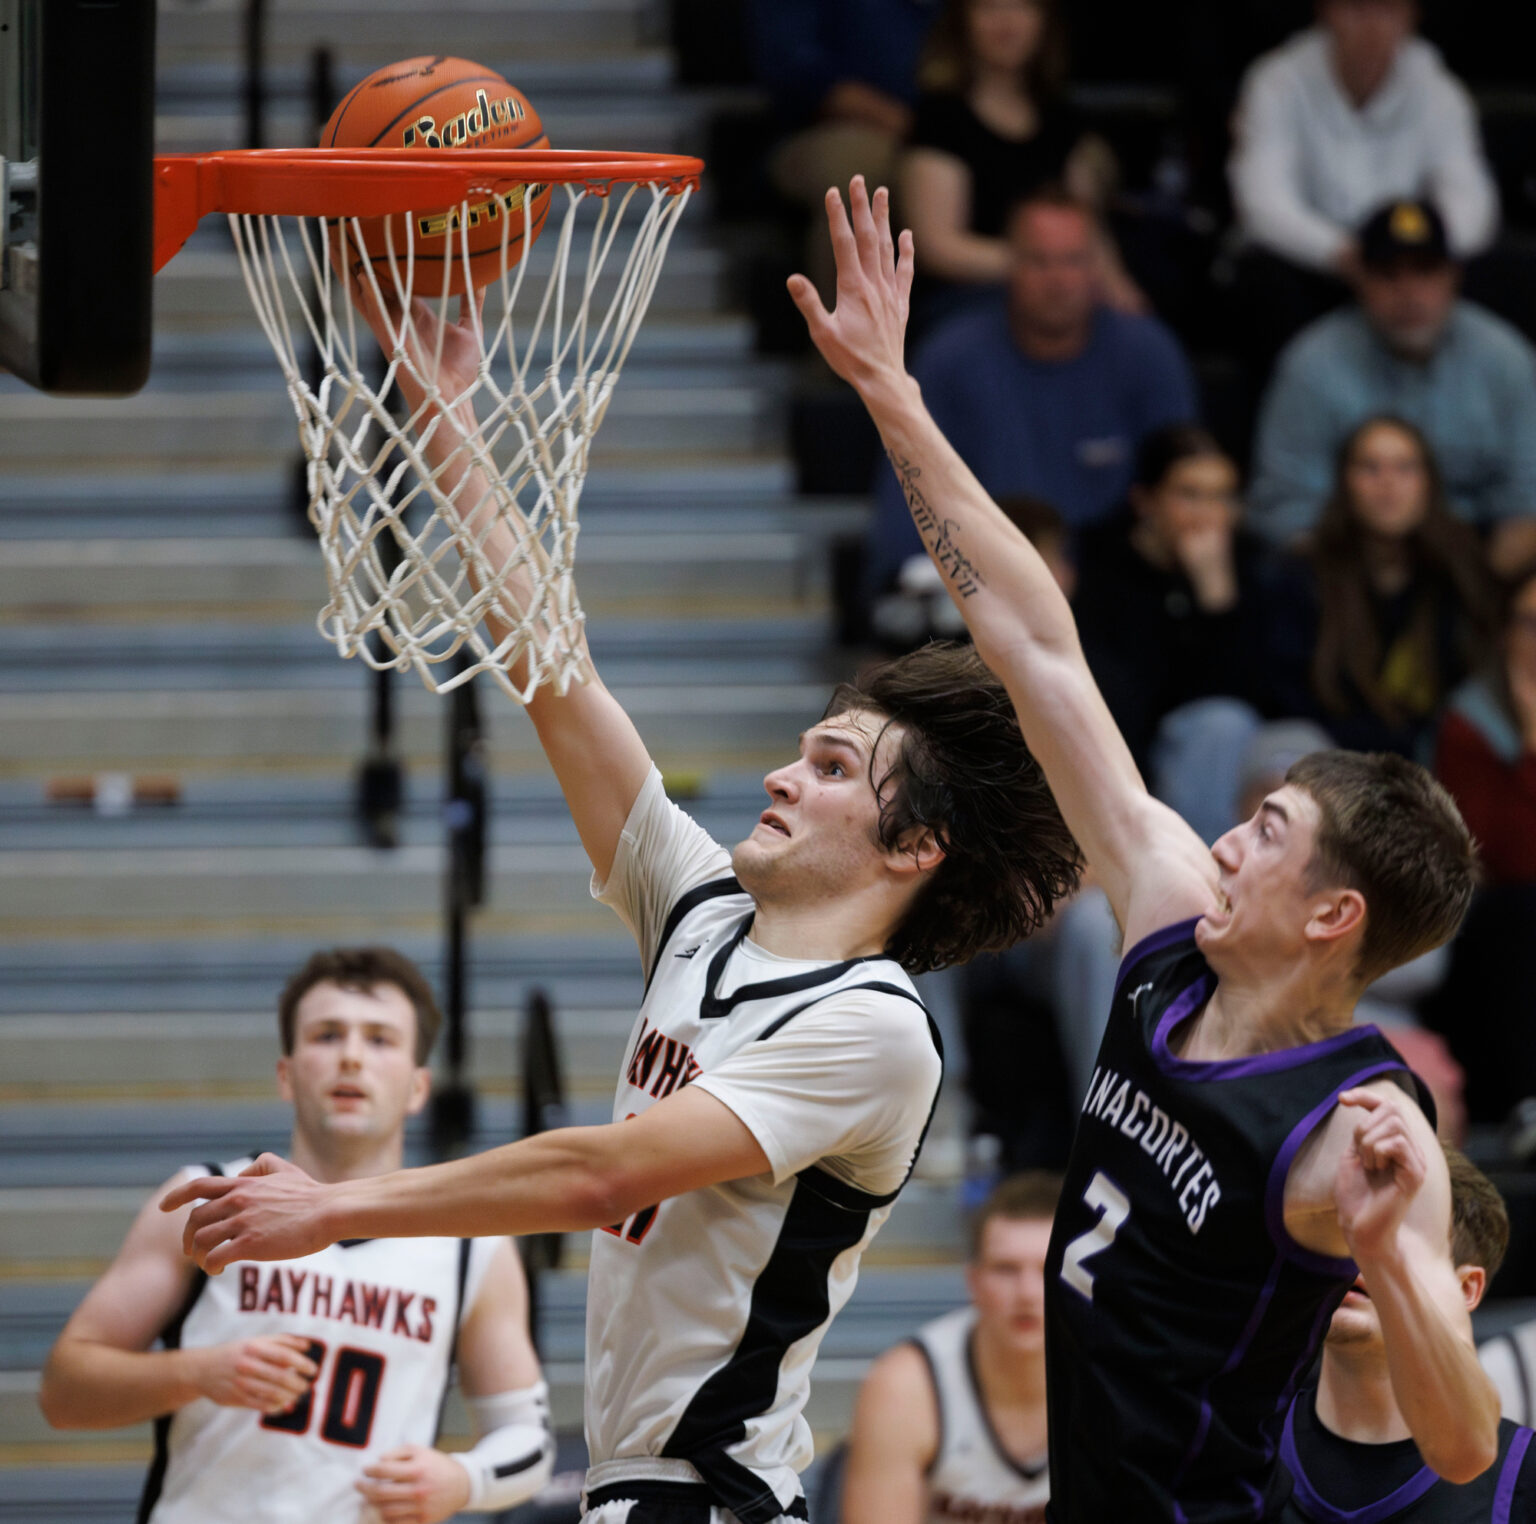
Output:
[0, 0, 155, 394]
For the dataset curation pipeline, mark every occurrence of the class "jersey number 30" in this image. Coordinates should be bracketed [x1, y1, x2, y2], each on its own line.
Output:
[261, 1340, 385, 1448]
[1060, 1172, 1130, 1302]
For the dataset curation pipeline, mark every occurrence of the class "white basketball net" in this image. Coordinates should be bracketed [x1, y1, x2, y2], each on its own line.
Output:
[228, 175, 693, 700]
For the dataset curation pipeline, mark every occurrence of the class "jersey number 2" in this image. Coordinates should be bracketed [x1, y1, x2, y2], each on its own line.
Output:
[1060, 1172, 1130, 1302]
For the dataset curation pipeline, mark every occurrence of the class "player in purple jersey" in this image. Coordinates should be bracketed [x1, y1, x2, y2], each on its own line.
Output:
[783, 178, 1500, 1520]
[1281, 1149, 1536, 1522]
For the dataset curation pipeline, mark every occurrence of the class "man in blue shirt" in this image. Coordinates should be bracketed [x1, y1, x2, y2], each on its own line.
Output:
[865, 187, 1199, 601]
[1250, 199, 1536, 573]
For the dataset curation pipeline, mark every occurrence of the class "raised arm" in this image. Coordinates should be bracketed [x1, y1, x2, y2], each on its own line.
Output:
[789, 180, 1215, 940]
[39, 1172, 318, 1429]
[1284, 1083, 1500, 1482]
[355, 283, 651, 880]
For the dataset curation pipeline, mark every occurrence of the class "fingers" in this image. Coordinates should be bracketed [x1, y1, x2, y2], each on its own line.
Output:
[1339, 1087, 1387, 1113]
[824, 184, 860, 285]
[160, 1174, 237, 1214]
[847, 176, 884, 284]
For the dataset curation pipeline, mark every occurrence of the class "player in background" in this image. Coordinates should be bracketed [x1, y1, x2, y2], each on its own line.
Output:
[40, 948, 553, 1524]
[786, 177, 1500, 1520]
[1281, 1147, 1536, 1521]
[161, 271, 1082, 1524]
[842, 1171, 1059, 1524]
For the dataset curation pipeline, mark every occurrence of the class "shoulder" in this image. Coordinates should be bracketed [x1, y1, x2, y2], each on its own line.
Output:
[1450, 303, 1536, 373]
[1241, 29, 1325, 98]
[915, 302, 1013, 372]
[854, 1338, 941, 1443]
[1277, 309, 1371, 378]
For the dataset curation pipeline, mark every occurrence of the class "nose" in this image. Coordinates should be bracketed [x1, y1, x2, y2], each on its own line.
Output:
[338, 1028, 365, 1069]
[763, 759, 800, 803]
[1211, 827, 1241, 872]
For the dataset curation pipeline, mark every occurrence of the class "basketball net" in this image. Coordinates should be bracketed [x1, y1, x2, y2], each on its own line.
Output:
[229, 175, 693, 700]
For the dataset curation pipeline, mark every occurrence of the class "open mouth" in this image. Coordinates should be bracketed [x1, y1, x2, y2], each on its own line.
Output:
[330, 1086, 367, 1103]
[758, 812, 790, 838]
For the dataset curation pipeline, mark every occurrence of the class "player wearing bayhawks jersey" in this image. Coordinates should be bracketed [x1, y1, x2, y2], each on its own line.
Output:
[41, 949, 552, 1524]
[842, 1173, 1059, 1524]
[164, 269, 1082, 1523]
[785, 177, 1502, 1520]
[1281, 1150, 1536, 1523]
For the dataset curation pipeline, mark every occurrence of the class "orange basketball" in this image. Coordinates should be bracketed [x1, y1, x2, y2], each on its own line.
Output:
[321, 55, 552, 297]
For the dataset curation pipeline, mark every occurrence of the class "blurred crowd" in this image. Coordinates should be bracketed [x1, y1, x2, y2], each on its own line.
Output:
[738, 0, 1536, 1167]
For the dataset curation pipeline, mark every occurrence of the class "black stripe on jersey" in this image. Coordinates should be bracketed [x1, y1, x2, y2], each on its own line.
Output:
[645, 876, 743, 993]
[698, 912, 891, 1022]
[755, 979, 928, 1041]
[137, 1163, 223, 1524]
[432, 1238, 475, 1442]
[907, 1335, 946, 1480]
[661, 1178, 881, 1523]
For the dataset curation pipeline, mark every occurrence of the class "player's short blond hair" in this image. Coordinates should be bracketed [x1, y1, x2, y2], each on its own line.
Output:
[969, 1170, 1063, 1261]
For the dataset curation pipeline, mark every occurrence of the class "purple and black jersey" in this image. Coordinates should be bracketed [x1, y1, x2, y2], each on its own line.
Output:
[1281, 1388, 1536, 1521]
[1043, 920, 1432, 1524]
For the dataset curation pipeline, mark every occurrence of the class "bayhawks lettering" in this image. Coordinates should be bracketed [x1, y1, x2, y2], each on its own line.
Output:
[238, 1265, 437, 1343]
[1081, 1064, 1223, 1234]
[624, 1017, 702, 1102]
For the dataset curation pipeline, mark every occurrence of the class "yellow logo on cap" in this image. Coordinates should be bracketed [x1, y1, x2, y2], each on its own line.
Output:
[1389, 202, 1431, 243]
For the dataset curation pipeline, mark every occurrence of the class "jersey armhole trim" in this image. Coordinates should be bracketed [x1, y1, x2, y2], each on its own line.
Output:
[1113, 917, 1202, 998]
[1495, 1425, 1535, 1524]
[644, 876, 743, 992]
[1263, 1059, 1417, 1276]
[1280, 1396, 1439, 1524]
[906, 1336, 944, 1480]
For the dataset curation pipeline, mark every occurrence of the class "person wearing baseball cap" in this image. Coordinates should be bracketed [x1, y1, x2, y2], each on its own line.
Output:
[1251, 195, 1536, 574]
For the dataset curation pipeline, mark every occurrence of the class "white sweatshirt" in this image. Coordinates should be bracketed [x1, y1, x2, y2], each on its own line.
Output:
[1229, 27, 1498, 271]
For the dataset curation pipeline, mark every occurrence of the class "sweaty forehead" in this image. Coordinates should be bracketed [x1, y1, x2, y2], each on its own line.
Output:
[294, 980, 414, 1035]
[816, 708, 905, 766]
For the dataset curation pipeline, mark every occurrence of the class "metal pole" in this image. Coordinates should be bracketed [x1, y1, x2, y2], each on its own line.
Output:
[242, 0, 267, 150]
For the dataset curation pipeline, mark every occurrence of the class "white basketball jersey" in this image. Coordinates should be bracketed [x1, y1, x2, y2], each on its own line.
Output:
[582, 769, 943, 1521]
[913, 1308, 1050, 1524]
[141, 1157, 501, 1524]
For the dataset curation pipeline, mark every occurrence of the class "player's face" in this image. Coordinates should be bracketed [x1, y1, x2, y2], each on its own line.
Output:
[733, 709, 905, 903]
[968, 1216, 1053, 1357]
[965, 0, 1047, 76]
[1198, 786, 1330, 973]
[278, 982, 429, 1152]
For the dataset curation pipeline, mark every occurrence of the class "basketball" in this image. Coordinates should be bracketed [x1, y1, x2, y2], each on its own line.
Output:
[321, 55, 552, 297]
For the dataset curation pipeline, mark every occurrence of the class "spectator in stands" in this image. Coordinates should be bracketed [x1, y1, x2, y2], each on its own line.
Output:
[841, 1172, 1057, 1524]
[1249, 199, 1536, 573]
[1266, 415, 1498, 759]
[865, 186, 1198, 600]
[1075, 425, 1270, 797]
[1425, 562, 1536, 1127]
[900, 0, 1142, 329]
[1227, 0, 1498, 366]
[750, 0, 940, 301]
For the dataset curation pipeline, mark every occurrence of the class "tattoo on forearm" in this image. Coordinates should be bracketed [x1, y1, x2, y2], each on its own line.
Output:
[889, 454, 985, 598]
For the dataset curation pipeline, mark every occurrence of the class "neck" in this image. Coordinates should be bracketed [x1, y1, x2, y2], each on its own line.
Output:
[973, 1321, 1048, 1416]
[1315, 1346, 1413, 1443]
[1363, 533, 1413, 593]
[746, 898, 893, 964]
[1332, 46, 1395, 108]
[1184, 967, 1356, 1060]
[1010, 312, 1091, 363]
[288, 1128, 406, 1185]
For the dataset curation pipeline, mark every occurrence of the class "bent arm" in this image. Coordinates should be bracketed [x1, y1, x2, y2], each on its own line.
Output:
[791, 181, 1215, 939]
[41, 1176, 207, 1428]
[900, 150, 1011, 285]
[169, 1088, 771, 1273]
[842, 1344, 937, 1524]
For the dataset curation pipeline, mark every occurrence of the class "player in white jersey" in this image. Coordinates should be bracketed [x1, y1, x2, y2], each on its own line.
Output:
[164, 275, 1084, 1524]
[843, 1173, 1058, 1524]
[41, 947, 554, 1524]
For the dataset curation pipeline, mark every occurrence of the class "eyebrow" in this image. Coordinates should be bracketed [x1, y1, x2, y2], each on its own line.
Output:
[802, 726, 871, 756]
[1260, 800, 1289, 826]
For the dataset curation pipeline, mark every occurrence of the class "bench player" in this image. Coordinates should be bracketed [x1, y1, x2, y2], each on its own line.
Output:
[842, 1171, 1059, 1524]
[785, 177, 1500, 1518]
[1281, 1147, 1535, 1521]
[161, 272, 1083, 1523]
[41, 948, 553, 1524]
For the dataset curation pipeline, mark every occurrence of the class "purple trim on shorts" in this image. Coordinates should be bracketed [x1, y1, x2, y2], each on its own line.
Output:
[1280, 1400, 1439, 1524]
[1263, 1061, 1407, 1277]
[1172, 1255, 1285, 1513]
[1495, 1426, 1534, 1524]
[1114, 917, 1203, 997]
[1153, 1000, 1385, 1083]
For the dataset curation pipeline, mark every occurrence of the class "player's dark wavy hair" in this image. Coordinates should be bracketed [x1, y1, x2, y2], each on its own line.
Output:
[278, 946, 443, 1065]
[824, 642, 1081, 974]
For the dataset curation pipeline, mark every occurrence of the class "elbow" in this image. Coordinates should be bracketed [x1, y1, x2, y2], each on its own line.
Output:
[37, 1372, 84, 1430]
[1422, 1424, 1500, 1486]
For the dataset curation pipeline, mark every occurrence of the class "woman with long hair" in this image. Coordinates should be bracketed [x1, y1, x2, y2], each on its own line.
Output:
[1270, 415, 1498, 757]
[900, 0, 1143, 319]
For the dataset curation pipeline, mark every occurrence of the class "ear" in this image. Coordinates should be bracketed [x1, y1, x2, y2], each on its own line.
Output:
[890, 823, 945, 878]
[1457, 1262, 1488, 1313]
[1304, 886, 1366, 949]
[405, 1066, 432, 1117]
[276, 1055, 293, 1103]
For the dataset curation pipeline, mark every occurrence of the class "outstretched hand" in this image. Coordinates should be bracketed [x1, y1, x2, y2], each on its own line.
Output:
[159, 1153, 336, 1275]
[1334, 1086, 1429, 1263]
[787, 177, 915, 397]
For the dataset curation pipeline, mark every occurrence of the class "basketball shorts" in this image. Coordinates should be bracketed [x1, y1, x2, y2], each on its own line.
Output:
[581, 1478, 809, 1524]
